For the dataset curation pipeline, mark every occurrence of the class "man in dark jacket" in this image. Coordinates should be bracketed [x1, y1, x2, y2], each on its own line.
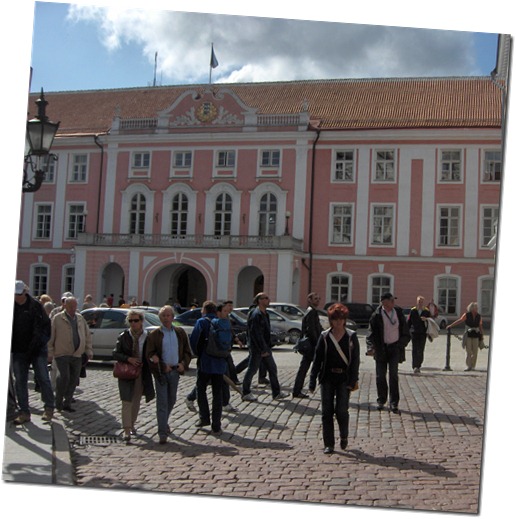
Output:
[366, 293, 410, 414]
[292, 292, 323, 398]
[408, 296, 431, 373]
[11, 280, 55, 424]
[241, 293, 289, 402]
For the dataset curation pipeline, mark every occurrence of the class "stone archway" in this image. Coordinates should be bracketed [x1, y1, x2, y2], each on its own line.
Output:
[151, 264, 207, 308]
[100, 263, 125, 304]
[236, 266, 264, 307]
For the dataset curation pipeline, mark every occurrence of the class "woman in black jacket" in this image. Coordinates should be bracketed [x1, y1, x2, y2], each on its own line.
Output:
[113, 309, 155, 443]
[309, 304, 360, 454]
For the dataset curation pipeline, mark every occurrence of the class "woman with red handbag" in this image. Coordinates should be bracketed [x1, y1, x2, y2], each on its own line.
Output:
[112, 309, 155, 443]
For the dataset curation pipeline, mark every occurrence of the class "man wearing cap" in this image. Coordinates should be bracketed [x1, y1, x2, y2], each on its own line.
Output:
[11, 280, 55, 424]
[49, 291, 73, 319]
[366, 293, 410, 414]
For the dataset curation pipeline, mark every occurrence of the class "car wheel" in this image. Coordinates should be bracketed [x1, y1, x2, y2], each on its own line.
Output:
[288, 329, 302, 344]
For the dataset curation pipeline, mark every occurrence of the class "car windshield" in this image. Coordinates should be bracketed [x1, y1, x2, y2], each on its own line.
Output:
[144, 313, 161, 326]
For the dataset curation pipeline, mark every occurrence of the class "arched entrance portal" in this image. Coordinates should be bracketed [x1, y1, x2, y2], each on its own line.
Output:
[151, 264, 207, 308]
[236, 266, 264, 307]
[100, 263, 125, 303]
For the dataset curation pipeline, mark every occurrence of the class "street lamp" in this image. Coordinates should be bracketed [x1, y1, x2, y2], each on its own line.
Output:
[23, 89, 60, 193]
[284, 211, 291, 236]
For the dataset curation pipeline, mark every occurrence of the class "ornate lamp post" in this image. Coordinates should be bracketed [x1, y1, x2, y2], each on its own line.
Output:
[23, 89, 60, 193]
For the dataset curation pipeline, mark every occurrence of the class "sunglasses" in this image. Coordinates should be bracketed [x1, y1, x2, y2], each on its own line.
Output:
[128, 319, 141, 323]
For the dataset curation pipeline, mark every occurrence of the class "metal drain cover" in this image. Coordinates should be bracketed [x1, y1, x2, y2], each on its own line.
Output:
[78, 435, 122, 446]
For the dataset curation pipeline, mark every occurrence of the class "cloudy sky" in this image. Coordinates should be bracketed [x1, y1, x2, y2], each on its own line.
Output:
[29, 0, 502, 92]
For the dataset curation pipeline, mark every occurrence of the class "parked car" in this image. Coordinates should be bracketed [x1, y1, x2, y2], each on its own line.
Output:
[81, 307, 161, 360]
[324, 302, 375, 327]
[235, 306, 302, 344]
[173, 306, 285, 345]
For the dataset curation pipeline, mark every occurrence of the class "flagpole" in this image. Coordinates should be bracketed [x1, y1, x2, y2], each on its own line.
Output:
[209, 43, 213, 84]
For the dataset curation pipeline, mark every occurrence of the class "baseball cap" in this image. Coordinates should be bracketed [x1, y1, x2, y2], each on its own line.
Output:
[380, 292, 397, 301]
[15, 280, 26, 295]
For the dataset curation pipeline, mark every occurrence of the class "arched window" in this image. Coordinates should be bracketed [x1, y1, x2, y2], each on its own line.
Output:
[171, 193, 188, 236]
[130, 193, 146, 235]
[214, 193, 232, 236]
[258, 193, 277, 236]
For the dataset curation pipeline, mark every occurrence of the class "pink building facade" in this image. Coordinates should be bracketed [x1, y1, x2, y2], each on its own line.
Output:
[17, 78, 501, 321]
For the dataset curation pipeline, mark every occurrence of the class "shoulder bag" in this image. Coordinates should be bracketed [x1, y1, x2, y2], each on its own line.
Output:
[113, 361, 141, 380]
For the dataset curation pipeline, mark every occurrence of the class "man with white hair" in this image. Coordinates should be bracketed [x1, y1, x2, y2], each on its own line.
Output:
[47, 296, 93, 413]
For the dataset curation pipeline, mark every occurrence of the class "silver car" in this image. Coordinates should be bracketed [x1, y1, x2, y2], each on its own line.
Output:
[81, 307, 161, 360]
[235, 306, 302, 344]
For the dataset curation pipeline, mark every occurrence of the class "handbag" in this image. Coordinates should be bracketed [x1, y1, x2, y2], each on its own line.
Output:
[113, 361, 141, 380]
[293, 335, 311, 355]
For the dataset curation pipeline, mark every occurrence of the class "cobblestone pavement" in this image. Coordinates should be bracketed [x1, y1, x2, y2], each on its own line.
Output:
[42, 332, 489, 514]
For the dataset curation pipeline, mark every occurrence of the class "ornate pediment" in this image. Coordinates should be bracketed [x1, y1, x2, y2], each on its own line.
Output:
[157, 87, 257, 128]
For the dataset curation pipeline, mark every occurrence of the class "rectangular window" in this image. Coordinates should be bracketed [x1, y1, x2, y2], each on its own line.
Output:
[374, 150, 395, 181]
[43, 154, 57, 183]
[334, 150, 354, 181]
[371, 205, 394, 246]
[216, 150, 235, 167]
[173, 151, 192, 168]
[440, 150, 462, 181]
[331, 204, 353, 244]
[437, 277, 458, 315]
[480, 278, 494, 316]
[32, 266, 48, 296]
[371, 276, 392, 306]
[133, 152, 151, 168]
[438, 206, 461, 247]
[35, 204, 52, 239]
[71, 154, 88, 182]
[483, 150, 502, 182]
[330, 275, 350, 303]
[260, 150, 280, 167]
[481, 206, 499, 248]
[63, 266, 75, 294]
[67, 204, 86, 239]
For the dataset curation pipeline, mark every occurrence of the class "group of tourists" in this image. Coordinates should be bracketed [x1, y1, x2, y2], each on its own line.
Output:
[10, 278, 485, 454]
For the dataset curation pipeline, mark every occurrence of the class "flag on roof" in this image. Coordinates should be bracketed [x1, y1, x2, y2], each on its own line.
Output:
[210, 45, 219, 69]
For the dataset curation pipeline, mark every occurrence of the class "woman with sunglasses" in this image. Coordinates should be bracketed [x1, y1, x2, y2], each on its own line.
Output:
[113, 309, 155, 443]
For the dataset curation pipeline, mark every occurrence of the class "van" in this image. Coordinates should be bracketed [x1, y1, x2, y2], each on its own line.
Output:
[324, 302, 375, 327]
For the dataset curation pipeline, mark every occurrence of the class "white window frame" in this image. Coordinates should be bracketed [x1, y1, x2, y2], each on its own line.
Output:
[373, 149, 396, 182]
[370, 204, 395, 247]
[34, 203, 53, 240]
[132, 151, 151, 169]
[439, 149, 462, 182]
[435, 275, 460, 316]
[70, 153, 88, 183]
[437, 205, 462, 248]
[216, 150, 236, 168]
[333, 150, 355, 182]
[330, 203, 354, 245]
[480, 205, 499, 249]
[327, 272, 352, 304]
[482, 149, 502, 182]
[260, 149, 281, 168]
[43, 154, 58, 184]
[173, 150, 193, 168]
[369, 274, 393, 307]
[66, 203, 87, 240]
[30, 264, 50, 297]
[62, 264, 75, 295]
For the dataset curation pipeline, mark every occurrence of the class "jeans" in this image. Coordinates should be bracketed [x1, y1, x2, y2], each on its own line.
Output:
[375, 342, 400, 406]
[12, 352, 55, 414]
[411, 334, 427, 369]
[197, 371, 224, 432]
[235, 355, 267, 379]
[293, 352, 313, 395]
[54, 356, 82, 409]
[154, 370, 180, 438]
[242, 350, 280, 396]
[320, 376, 351, 448]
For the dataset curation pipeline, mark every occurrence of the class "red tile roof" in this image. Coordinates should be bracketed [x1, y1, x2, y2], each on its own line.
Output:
[28, 77, 502, 137]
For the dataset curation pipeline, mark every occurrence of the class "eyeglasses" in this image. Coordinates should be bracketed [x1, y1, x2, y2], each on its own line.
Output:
[128, 319, 141, 323]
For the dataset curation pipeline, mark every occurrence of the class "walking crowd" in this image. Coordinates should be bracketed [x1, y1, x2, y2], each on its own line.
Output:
[9, 279, 485, 454]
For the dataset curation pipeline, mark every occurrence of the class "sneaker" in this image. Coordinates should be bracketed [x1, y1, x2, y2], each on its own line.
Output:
[13, 412, 31, 425]
[185, 398, 196, 412]
[242, 392, 258, 402]
[223, 404, 239, 413]
[273, 391, 290, 400]
[413, 367, 421, 374]
[42, 408, 54, 422]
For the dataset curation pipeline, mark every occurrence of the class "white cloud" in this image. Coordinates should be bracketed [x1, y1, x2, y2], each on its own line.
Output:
[66, 4, 480, 84]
